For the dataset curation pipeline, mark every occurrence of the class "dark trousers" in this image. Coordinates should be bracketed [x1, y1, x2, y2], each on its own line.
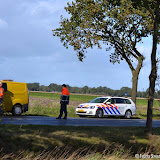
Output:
[0, 98, 3, 103]
[0, 98, 3, 107]
[0, 98, 3, 115]
[59, 103, 67, 118]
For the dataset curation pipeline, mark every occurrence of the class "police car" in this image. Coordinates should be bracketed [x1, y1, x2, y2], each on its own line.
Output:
[76, 97, 136, 119]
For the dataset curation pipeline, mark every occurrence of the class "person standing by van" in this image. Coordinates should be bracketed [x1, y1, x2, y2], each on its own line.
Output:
[0, 82, 4, 106]
[0, 82, 4, 121]
[56, 84, 70, 119]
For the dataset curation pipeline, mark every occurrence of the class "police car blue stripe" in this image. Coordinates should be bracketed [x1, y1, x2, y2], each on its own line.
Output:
[114, 107, 121, 114]
[102, 107, 108, 114]
[105, 107, 113, 114]
[110, 107, 117, 114]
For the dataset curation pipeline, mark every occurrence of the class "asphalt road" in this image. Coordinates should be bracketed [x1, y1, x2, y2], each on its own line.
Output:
[0, 116, 160, 127]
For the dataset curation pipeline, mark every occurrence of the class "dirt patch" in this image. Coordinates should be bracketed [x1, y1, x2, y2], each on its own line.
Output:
[29, 97, 83, 107]
[29, 97, 57, 107]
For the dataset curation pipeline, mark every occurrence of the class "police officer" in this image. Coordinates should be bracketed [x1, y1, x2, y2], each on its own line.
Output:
[0, 82, 4, 121]
[56, 84, 70, 119]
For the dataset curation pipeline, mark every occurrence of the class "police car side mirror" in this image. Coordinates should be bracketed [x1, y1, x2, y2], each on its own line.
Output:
[106, 102, 111, 105]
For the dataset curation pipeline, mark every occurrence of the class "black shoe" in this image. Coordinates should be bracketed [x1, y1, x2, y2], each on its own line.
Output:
[63, 117, 67, 120]
[56, 117, 61, 119]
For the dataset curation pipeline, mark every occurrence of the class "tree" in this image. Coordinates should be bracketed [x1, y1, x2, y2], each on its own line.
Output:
[82, 86, 89, 94]
[131, 0, 160, 135]
[53, 0, 152, 104]
[119, 87, 132, 97]
[143, 0, 160, 135]
[27, 83, 40, 91]
[39, 85, 49, 92]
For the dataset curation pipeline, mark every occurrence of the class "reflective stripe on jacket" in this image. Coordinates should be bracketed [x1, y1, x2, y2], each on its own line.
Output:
[0, 87, 4, 99]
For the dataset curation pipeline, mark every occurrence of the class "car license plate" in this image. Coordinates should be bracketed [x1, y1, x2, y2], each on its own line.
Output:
[79, 109, 84, 112]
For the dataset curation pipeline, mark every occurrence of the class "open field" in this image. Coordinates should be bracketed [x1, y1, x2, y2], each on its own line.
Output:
[26, 91, 160, 119]
[0, 125, 160, 159]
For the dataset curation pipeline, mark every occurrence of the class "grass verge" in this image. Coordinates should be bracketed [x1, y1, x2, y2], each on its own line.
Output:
[0, 125, 160, 159]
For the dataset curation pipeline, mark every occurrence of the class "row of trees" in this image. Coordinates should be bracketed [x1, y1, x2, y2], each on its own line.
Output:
[27, 82, 160, 99]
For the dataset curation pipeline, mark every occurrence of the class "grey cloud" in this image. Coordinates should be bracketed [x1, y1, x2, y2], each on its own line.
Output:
[0, 0, 71, 59]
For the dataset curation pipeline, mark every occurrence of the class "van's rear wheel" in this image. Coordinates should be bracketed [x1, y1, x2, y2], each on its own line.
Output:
[12, 105, 22, 116]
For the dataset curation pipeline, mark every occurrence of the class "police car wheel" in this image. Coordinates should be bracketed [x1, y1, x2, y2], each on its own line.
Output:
[125, 110, 132, 119]
[96, 109, 103, 118]
[12, 105, 22, 116]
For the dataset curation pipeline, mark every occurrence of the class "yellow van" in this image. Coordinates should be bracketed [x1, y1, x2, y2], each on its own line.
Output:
[1, 80, 29, 116]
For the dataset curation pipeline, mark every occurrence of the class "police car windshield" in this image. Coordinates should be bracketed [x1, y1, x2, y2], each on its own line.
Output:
[89, 98, 108, 103]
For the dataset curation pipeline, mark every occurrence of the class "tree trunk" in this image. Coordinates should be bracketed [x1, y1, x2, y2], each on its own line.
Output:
[131, 71, 138, 104]
[131, 57, 144, 104]
[145, 0, 159, 135]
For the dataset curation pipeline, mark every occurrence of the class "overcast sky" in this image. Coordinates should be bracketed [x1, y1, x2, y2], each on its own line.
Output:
[0, 0, 159, 91]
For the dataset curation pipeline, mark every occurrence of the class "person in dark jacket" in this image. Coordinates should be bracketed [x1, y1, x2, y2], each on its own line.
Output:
[56, 84, 70, 119]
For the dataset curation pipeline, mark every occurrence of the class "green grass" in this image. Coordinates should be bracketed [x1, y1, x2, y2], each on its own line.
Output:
[29, 92, 62, 99]
[135, 99, 160, 119]
[24, 97, 79, 117]
[0, 125, 160, 159]
[136, 98, 160, 106]
[27, 91, 98, 117]
[28, 91, 160, 119]
[25, 105, 79, 118]
[29, 91, 98, 102]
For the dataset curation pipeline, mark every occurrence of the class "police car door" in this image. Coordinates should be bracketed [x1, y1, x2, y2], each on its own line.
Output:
[115, 98, 126, 115]
[105, 98, 119, 115]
